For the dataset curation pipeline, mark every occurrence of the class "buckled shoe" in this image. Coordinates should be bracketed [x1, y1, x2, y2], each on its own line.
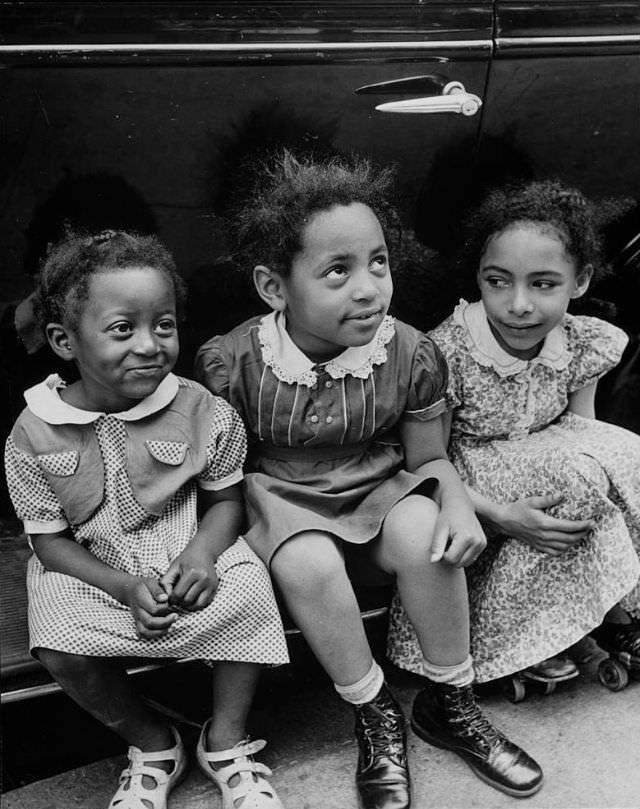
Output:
[411, 681, 543, 797]
[353, 683, 411, 809]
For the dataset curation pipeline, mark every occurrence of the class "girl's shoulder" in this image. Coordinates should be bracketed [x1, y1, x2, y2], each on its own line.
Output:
[196, 314, 264, 361]
[562, 313, 629, 377]
[194, 315, 265, 396]
[427, 301, 471, 359]
[391, 318, 445, 363]
[562, 312, 627, 344]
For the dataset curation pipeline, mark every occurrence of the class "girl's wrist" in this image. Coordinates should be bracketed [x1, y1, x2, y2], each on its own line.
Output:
[110, 572, 140, 605]
[482, 500, 509, 533]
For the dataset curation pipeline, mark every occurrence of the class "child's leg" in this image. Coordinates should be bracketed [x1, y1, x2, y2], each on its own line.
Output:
[374, 495, 543, 798]
[270, 531, 372, 684]
[38, 648, 186, 807]
[197, 661, 283, 808]
[377, 496, 470, 667]
[38, 647, 172, 752]
[207, 661, 261, 750]
[271, 532, 409, 809]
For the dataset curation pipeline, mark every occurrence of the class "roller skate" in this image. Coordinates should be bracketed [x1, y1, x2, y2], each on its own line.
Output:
[502, 655, 579, 703]
[590, 620, 640, 692]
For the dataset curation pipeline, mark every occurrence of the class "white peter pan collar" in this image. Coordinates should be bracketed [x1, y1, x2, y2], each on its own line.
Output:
[24, 373, 180, 425]
[257, 311, 395, 387]
[454, 300, 570, 378]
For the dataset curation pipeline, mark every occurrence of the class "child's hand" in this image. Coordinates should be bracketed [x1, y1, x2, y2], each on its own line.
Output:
[159, 548, 219, 612]
[500, 495, 593, 556]
[431, 506, 487, 568]
[125, 577, 178, 640]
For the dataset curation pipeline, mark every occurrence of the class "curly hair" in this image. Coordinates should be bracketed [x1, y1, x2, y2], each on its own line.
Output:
[35, 229, 186, 332]
[229, 150, 401, 276]
[459, 179, 611, 283]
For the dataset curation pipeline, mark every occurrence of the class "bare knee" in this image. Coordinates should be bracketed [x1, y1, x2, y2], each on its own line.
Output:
[271, 532, 346, 598]
[378, 495, 440, 572]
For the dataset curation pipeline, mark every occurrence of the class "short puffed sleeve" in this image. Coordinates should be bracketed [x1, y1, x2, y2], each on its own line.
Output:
[198, 398, 248, 491]
[4, 434, 69, 534]
[403, 334, 449, 421]
[194, 336, 230, 400]
[565, 315, 628, 392]
[428, 315, 463, 409]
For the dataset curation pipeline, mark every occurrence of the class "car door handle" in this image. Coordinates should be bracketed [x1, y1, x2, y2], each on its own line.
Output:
[375, 82, 482, 116]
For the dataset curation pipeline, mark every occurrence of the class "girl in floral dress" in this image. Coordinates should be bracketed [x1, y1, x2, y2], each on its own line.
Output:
[196, 151, 543, 807]
[4, 230, 288, 809]
[388, 180, 640, 686]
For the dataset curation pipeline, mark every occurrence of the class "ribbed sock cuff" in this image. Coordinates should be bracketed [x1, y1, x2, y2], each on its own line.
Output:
[334, 660, 385, 705]
[422, 654, 474, 687]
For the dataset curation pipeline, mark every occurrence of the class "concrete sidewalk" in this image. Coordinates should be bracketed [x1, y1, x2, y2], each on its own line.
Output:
[4, 650, 639, 809]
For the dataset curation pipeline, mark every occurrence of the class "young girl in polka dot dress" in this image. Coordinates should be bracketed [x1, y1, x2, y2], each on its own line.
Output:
[4, 231, 288, 809]
[196, 152, 543, 807]
[388, 180, 640, 688]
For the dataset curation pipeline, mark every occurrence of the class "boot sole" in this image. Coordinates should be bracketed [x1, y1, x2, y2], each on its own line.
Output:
[410, 718, 543, 798]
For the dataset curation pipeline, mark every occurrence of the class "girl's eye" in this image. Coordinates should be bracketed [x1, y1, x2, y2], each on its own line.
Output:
[109, 322, 132, 335]
[326, 266, 348, 280]
[371, 255, 388, 272]
[533, 280, 556, 290]
[155, 318, 177, 334]
[485, 276, 509, 288]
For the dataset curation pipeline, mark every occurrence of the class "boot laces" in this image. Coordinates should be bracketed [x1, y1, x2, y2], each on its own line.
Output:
[445, 687, 504, 748]
[360, 701, 405, 762]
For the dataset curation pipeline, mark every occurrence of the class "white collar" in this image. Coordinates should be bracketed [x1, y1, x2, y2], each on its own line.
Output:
[258, 311, 395, 387]
[24, 373, 180, 425]
[454, 300, 570, 378]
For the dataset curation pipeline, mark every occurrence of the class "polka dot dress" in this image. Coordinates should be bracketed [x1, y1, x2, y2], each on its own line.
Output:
[5, 377, 288, 665]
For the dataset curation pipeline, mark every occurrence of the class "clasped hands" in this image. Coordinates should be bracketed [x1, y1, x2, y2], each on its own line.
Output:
[124, 547, 218, 640]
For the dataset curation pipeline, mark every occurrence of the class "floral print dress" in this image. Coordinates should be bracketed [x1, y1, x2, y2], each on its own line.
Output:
[387, 300, 640, 683]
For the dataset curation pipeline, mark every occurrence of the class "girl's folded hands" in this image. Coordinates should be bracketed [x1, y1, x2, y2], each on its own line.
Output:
[159, 547, 219, 612]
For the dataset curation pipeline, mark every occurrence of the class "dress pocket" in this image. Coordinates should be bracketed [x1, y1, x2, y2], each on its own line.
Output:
[144, 440, 190, 466]
[36, 450, 79, 477]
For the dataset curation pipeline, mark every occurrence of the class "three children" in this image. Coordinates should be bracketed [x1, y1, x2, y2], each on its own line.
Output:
[5, 160, 639, 809]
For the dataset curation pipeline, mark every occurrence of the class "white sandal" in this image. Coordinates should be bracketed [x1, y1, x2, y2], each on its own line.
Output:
[108, 725, 188, 809]
[196, 720, 284, 809]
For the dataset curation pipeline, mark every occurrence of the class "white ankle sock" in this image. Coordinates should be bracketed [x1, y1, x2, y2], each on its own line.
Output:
[334, 660, 385, 705]
[421, 655, 474, 687]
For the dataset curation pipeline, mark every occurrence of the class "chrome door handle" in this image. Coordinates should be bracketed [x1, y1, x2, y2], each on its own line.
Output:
[375, 82, 482, 117]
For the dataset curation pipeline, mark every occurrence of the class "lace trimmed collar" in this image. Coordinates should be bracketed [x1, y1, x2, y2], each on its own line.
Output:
[24, 373, 180, 425]
[258, 311, 395, 387]
[454, 300, 570, 378]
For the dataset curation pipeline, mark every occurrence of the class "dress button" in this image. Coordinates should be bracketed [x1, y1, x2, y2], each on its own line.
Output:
[326, 416, 334, 424]
[325, 380, 333, 389]
[310, 415, 319, 424]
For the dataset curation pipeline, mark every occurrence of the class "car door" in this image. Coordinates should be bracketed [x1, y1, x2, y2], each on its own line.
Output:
[1, 1, 492, 299]
[482, 0, 640, 198]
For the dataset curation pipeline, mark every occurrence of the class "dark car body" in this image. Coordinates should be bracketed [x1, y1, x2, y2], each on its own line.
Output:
[2, 1, 639, 706]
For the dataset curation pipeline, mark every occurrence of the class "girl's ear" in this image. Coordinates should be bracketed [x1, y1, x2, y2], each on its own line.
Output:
[46, 323, 75, 361]
[253, 265, 287, 312]
[571, 264, 593, 299]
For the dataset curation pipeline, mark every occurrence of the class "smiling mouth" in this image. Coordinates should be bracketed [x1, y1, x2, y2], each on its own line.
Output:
[349, 310, 381, 321]
[128, 365, 163, 374]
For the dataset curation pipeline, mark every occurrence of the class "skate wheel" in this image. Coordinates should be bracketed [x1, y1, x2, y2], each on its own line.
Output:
[503, 677, 526, 703]
[598, 658, 629, 691]
[542, 680, 556, 696]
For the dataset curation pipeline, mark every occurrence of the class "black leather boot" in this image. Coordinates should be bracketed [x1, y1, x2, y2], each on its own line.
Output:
[411, 681, 543, 797]
[353, 683, 411, 809]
